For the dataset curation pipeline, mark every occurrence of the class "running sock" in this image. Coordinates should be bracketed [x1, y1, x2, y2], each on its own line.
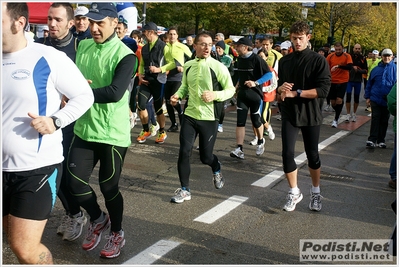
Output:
[143, 124, 149, 132]
[257, 138, 264, 145]
[289, 186, 300, 195]
[182, 187, 190, 192]
[238, 144, 243, 151]
[311, 185, 320, 194]
[335, 103, 344, 121]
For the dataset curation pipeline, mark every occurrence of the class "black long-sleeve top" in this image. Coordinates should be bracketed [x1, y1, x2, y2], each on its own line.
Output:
[278, 48, 331, 127]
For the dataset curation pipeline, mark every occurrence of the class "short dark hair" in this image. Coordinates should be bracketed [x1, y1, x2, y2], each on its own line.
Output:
[289, 21, 310, 35]
[194, 31, 213, 44]
[130, 29, 141, 39]
[6, 3, 29, 30]
[50, 3, 74, 21]
[263, 36, 274, 44]
[334, 42, 344, 48]
[167, 26, 178, 35]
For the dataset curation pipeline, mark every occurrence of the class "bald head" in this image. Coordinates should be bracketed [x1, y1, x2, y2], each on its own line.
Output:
[353, 43, 361, 54]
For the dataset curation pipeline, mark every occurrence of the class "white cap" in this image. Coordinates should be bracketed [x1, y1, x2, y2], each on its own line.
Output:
[43, 25, 49, 31]
[74, 6, 89, 17]
[281, 41, 291, 50]
[381, 48, 393, 56]
[372, 50, 379, 55]
[331, 47, 335, 52]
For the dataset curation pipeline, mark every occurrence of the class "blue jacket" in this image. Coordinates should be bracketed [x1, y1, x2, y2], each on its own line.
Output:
[365, 60, 397, 107]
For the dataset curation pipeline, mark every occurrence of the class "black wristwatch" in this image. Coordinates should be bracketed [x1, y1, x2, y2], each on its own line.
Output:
[296, 89, 302, 98]
[51, 116, 61, 130]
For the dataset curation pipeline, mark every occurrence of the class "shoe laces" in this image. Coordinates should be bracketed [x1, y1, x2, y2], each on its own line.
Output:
[310, 193, 323, 206]
[103, 232, 123, 250]
[213, 172, 222, 181]
[174, 188, 186, 197]
[66, 215, 80, 231]
[286, 193, 295, 206]
[60, 215, 71, 228]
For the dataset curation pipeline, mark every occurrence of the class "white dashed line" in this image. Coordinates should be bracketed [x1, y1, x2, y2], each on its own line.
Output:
[122, 239, 181, 265]
[252, 130, 350, 188]
[193, 195, 249, 224]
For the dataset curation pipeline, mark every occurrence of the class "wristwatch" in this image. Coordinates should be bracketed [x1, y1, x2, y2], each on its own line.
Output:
[296, 89, 302, 98]
[51, 116, 61, 130]
[254, 81, 260, 86]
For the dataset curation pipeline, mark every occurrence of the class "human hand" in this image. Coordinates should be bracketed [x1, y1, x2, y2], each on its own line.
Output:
[201, 91, 216, 102]
[170, 94, 180, 106]
[28, 112, 56, 135]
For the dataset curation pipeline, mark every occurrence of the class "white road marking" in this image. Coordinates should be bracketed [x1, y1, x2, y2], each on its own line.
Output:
[193, 195, 248, 224]
[252, 130, 350, 188]
[122, 239, 181, 265]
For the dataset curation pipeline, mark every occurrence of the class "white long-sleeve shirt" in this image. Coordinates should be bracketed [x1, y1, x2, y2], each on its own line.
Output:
[2, 41, 94, 171]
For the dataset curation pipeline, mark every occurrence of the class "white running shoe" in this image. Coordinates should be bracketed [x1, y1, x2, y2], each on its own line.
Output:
[249, 136, 258, 146]
[230, 147, 244, 159]
[331, 120, 338, 128]
[150, 122, 160, 137]
[351, 114, 357, 122]
[129, 113, 137, 129]
[267, 126, 275, 140]
[344, 114, 351, 122]
[256, 139, 265, 156]
[283, 192, 303, 211]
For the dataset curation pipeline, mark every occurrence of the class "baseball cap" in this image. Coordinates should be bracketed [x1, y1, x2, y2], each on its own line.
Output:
[85, 3, 118, 22]
[281, 41, 291, 50]
[233, 37, 252, 47]
[141, 22, 158, 32]
[74, 6, 89, 17]
[381, 48, 393, 56]
[42, 25, 49, 31]
[372, 50, 379, 55]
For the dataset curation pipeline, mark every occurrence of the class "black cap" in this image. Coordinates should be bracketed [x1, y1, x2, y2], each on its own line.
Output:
[85, 3, 118, 21]
[141, 22, 157, 32]
[233, 37, 252, 47]
[215, 40, 225, 50]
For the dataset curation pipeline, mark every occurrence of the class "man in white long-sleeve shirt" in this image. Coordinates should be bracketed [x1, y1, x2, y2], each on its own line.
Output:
[2, 2, 94, 264]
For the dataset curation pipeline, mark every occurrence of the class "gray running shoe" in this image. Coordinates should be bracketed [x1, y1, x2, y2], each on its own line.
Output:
[57, 214, 71, 235]
[309, 190, 323, 211]
[230, 147, 244, 159]
[213, 171, 224, 189]
[63, 212, 88, 241]
[171, 188, 191, 203]
[283, 192, 303, 211]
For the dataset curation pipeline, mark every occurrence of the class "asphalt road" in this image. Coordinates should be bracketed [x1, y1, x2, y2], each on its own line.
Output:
[3, 100, 397, 265]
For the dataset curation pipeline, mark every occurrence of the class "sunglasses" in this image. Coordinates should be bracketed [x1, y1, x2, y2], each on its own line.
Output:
[382, 54, 392, 57]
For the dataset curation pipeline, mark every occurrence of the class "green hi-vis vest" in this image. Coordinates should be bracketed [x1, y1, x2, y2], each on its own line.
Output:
[74, 36, 133, 147]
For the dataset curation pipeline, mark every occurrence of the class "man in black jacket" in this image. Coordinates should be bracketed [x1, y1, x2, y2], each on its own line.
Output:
[344, 43, 368, 122]
[277, 21, 331, 212]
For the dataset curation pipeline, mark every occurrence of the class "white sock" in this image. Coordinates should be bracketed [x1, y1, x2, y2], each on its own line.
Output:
[289, 187, 300, 195]
[311, 186, 320, 194]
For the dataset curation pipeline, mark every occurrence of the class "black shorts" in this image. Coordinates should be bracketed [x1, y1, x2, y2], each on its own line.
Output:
[328, 83, 347, 100]
[3, 163, 62, 220]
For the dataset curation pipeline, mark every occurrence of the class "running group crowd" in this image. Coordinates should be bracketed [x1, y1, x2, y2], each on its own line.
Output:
[2, 2, 397, 264]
